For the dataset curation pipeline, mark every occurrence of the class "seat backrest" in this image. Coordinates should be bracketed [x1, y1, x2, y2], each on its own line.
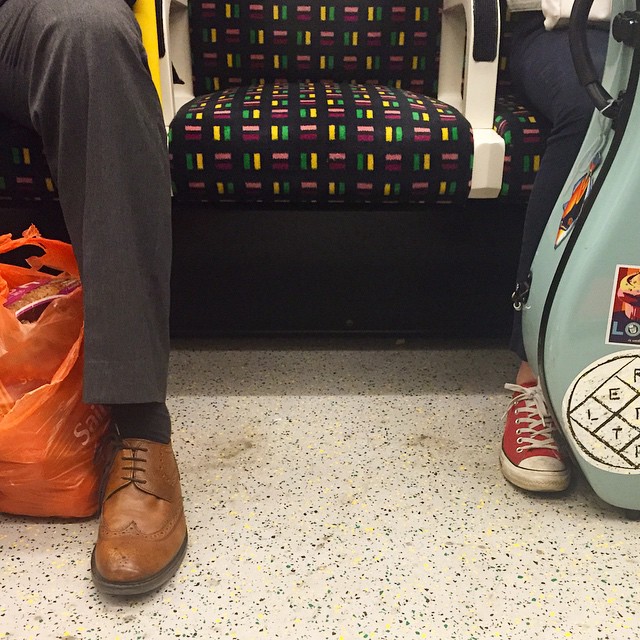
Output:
[496, 4, 518, 97]
[188, 0, 443, 96]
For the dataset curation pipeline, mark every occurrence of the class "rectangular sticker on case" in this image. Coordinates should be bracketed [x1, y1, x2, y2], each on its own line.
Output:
[606, 265, 640, 346]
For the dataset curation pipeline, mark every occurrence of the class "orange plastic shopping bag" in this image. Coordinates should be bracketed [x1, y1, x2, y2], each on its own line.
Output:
[0, 225, 111, 517]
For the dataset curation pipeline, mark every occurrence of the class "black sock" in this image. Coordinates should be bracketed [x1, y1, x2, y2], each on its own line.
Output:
[109, 402, 172, 444]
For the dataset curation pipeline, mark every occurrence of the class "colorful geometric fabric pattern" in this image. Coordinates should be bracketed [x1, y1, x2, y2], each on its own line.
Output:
[189, 0, 441, 96]
[169, 80, 473, 204]
[0, 118, 58, 203]
[493, 94, 550, 202]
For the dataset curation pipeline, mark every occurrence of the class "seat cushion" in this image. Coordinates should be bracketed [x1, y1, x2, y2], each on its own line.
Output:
[494, 94, 550, 202]
[169, 80, 473, 205]
[0, 118, 57, 203]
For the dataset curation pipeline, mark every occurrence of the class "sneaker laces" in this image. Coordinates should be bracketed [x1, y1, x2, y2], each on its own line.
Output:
[503, 383, 558, 451]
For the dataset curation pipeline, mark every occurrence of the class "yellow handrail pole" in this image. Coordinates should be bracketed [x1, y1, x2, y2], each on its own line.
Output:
[133, 0, 163, 104]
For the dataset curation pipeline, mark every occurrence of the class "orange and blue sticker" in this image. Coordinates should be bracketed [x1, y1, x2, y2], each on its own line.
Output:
[556, 151, 602, 248]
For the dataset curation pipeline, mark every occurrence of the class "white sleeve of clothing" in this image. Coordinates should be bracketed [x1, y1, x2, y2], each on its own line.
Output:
[506, 0, 612, 29]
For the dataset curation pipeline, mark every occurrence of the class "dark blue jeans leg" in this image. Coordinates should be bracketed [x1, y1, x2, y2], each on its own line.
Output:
[508, 15, 609, 361]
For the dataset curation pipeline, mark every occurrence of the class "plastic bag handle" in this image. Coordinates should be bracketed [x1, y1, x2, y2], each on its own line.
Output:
[0, 226, 78, 296]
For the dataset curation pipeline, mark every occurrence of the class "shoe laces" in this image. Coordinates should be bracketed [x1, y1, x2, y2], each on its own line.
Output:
[119, 445, 149, 485]
[503, 383, 558, 452]
[95, 430, 149, 511]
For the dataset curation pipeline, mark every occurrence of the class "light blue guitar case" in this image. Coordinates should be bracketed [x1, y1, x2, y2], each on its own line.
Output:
[522, 0, 640, 510]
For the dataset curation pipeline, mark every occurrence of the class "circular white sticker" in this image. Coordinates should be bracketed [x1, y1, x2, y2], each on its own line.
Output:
[562, 350, 640, 473]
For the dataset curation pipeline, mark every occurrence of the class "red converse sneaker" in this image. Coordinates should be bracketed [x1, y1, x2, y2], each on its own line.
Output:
[500, 382, 570, 492]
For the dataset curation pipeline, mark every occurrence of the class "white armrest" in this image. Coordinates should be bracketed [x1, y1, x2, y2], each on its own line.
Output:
[159, 0, 195, 126]
[438, 0, 505, 198]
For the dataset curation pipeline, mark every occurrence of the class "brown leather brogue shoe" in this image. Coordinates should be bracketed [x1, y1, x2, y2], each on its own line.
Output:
[91, 438, 188, 595]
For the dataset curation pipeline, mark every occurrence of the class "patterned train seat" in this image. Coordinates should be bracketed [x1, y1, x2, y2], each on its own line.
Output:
[0, 0, 549, 206]
[169, 80, 473, 204]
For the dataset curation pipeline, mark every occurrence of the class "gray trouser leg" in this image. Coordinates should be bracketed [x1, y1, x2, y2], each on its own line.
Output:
[0, 0, 171, 404]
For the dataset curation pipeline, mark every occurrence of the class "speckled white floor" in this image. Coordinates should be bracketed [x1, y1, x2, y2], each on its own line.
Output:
[1, 337, 639, 640]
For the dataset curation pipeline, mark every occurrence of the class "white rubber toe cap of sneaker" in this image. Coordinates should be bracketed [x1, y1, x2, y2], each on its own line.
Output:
[519, 455, 566, 472]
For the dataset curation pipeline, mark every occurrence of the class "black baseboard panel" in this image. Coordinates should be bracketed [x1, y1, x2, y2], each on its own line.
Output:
[170, 201, 525, 339]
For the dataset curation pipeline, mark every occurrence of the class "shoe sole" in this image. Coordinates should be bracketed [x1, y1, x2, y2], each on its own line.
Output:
[91, 534, 188, 596]
[499, 450, 570, 493]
